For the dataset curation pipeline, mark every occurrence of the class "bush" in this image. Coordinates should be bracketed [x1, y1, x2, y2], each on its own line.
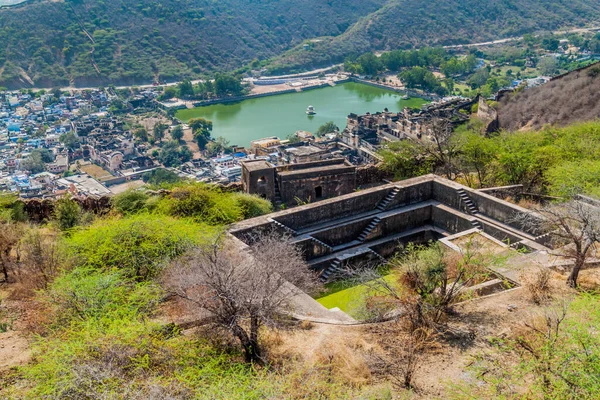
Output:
[521, 267, 552, 304]
[158, 184, 242, 225]
[54, 195, 81, 231]
[65, 215, 213, 280]
[111, 189, 151, 215]
[232, 193, 273, 219]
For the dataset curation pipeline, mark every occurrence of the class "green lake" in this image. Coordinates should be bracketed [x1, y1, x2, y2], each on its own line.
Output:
[176, 82, 428, 147]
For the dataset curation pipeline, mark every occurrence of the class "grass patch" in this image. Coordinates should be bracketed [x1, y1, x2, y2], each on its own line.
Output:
[316, 272, 399, 319]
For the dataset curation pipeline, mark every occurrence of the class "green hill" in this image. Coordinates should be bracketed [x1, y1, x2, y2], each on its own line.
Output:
[1, 0, 599, 88]
[267, 0, 600, 74]
[0, 0, 384, 88]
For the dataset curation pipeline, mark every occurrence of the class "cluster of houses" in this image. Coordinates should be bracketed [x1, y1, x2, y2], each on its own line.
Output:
[0, 89, 159, 198]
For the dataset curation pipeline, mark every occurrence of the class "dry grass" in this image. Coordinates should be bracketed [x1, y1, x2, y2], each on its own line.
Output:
[79, 164, 113, 180]
[499, 62, 600, 131]
[520, 267, 552, 305]
[264, 324, 373, 388]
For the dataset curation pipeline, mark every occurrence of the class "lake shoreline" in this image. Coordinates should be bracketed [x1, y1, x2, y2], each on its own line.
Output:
[175, 82, 430, 147]
[168, 78, 436, 112]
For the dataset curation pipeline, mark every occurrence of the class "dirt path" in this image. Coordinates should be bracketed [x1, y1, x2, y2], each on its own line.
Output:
[0, 287, 33, 373]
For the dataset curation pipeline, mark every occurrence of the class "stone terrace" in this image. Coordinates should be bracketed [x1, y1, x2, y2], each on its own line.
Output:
[230, 175, 550, 283]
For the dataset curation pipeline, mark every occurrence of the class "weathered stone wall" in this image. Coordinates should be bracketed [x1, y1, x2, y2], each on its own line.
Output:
[22, 196, 112, 223]
[481, 222, 523, 245]
[477, 96, 499, 134]
[432, 180, 464, 212]
[371, 229, 437, 258]
[313, 218, 372, 247]
[386, 181, 433, 209]
[380, 206, 431, 237]
[294, 237, 331, 260]
[279, 168, 356, 204]
[432, 205, 474, 234]
[356, 164, 393, 187]
[468, 190, 536, 235]
[274, 187, 389, 230]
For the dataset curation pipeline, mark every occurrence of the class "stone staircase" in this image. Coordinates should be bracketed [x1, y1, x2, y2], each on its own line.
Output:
[273, 176, 282, 204]
[357, 217, 382, 242]
[533, 232, 553, 247]
[320, 258, 343, 282]
[376, 187, 400, 211]
[271, 220, 296, 236]
[471, 219, 483, 230]
[367, 248, 387, 265]
[310, 236, 333, 253]
[457, 188, 479, 215]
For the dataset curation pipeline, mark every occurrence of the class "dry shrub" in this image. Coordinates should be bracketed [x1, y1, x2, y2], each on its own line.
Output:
[299, 320, 314, 330]
[516, 198, 539, 210]
[499, 63, 600, 131]
[314, 344, 372, 387]
[521, 267, 552, 305]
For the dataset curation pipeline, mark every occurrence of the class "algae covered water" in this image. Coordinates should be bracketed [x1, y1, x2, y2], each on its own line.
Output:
[176, 82, 428, 147]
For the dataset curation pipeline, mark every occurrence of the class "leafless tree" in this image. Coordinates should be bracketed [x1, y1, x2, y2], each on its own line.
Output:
[516, 302, 576, 394]
[18, 228, 63, 289]
[422, 118, 460, 180]
[0, 222, 25, 283]
[345, 242, 491, 328]
[519, 200, 600, 288]
[162, 231, 318, 364]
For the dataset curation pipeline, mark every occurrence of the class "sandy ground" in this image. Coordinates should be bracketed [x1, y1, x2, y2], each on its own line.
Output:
[381, 73, 405, 89]
[250, 83, 293, 95]
[136, 115, 169, 132]
[180, 126, 202, 159]
[264, 279, 573, 398]
[109, 179, 145, 194]
[0, 287, 33, 374]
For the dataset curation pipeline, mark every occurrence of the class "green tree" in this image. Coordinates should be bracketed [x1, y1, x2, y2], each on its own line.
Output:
[177, 80, 194, 98]
[189, 118, 213, 150]
[205, 137, 231, 157]
[158, 141, 191, 167]
[171, 125, 184, 142]
[54, 195, 81, 231]
[59, 132, 79, 150]
[22, 149, 52, 174]
[133, 127, 148, 142]
[315, 121, 339, 137]
[142, 168, 181, 186]
[214, 74, 244, 97]
[153, 123, 167, 143]
[356, 52, 383, 76]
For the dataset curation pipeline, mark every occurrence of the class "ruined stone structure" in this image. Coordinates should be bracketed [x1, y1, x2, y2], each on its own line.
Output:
[241, 159, 356, 204]
[476, 96, 499, 134]
[341, 97, 474, 161]
[231, 175, 549, 282]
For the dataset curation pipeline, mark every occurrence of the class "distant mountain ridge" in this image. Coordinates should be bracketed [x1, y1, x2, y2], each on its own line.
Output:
[0, 0, 384, 88]
[1, 0, 599, 88]
[268, 0, 600, 74]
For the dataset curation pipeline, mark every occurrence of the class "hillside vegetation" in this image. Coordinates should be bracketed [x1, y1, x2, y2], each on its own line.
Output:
[0, 0, 384, 88]
[2, 0, 600, 88]
[498, 62, 600, 131]
[267, 0, 600, 74]
[381, 119, 600, 198]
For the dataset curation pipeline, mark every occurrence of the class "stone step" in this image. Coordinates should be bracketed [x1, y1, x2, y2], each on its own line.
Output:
[271, 220, 297, 236]
[310, 237, 333, 252]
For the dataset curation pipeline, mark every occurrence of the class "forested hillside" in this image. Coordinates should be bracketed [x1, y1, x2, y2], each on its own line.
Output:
[1, 0, 599, 88]
[0, 0, 384, 88]
[268, 0, 600, 74]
